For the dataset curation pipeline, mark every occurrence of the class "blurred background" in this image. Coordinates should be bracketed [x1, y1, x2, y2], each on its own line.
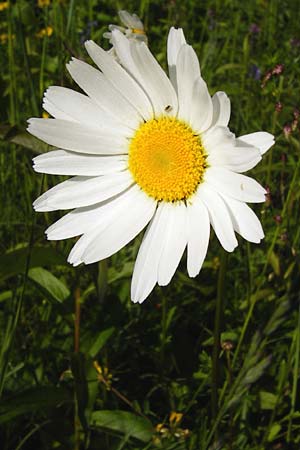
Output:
[0, 0, 300, 449]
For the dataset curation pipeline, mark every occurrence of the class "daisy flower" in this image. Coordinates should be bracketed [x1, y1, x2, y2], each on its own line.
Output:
[103, 10, 147, 45]
[28, 26, 274, 304]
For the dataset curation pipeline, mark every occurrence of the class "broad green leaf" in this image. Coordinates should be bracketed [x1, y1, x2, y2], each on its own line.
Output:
[28, 267, 70, 303]
[89, 327, 115, 359]
[0, 246, 67, 281]
[268, 423, 281, 442]
[0, 387, 72, 424]
[108, 262, 134, 284]
[91, 410, 153, 443]
[259, 391, 277, 410]
[221, 331, 238, 343]
[0, 290, 12, 303]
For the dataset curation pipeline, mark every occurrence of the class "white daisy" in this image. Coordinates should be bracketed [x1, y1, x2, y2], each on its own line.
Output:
[103, 10, 147, 45]
[28, 27, 274, 304]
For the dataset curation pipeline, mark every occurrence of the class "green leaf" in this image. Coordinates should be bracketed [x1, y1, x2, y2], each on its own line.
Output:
[259, 391, 277, 410]
[268, 423, 281, 442]
[0, 387, 72, 424]
[215, 63, 244, 75]
[0, 125, 51, 154]
[91, 410, 153, 443]
[28, 267, 70, 303]
[89, 327, 115, 359]
[0, 290, 13, 303]
[108, 262, 134, 284]
[0, 246, 67, 281]
[268, 251, 281, 276]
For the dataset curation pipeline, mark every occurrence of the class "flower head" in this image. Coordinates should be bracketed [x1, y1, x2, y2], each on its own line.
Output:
[36, 26, 53, 38]
[37, 0, 50, 7]
[28, 26, 274, 303]
[0, 1, 9, 12]
[103, 10, 147, 46]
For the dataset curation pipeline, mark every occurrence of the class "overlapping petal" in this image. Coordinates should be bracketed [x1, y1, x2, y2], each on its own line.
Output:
[33, 171, 133, 211]
[68, 185, 156, 266]
[33, 150, 127, 176]
[167, 27, 186, 91]
[84, 40, 153, 120]
[27, 118, 128, 154]
[112, 30, 178, 117]
[237, 131, 275, 155]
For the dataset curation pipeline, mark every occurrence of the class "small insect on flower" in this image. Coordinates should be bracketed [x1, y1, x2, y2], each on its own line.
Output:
[28, 20, 274, 304]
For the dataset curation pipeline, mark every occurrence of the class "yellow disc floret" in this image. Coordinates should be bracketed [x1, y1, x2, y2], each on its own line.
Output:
[128, 117, 206, 202]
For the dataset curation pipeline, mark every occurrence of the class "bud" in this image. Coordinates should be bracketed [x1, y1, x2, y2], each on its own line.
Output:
[283, 124, 292, 138]
[221, 340, 234, 351]
[249, 23, 260, 34]
[275, 101, 283, 113]
[272, 64, 284, 75]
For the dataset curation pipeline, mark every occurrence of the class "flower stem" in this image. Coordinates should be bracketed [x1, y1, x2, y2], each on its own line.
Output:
[74, 287, 81, 450]
[211, 250, 228, 430]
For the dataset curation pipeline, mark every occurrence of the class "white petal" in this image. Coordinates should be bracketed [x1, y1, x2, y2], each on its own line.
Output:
[167, 28, 187, 91]
[130, 41, 178, 117]
[221, 195, 264, 243]
[112, 30, 178, 117]
[66, 58, 142, 130]
[202, 126, 235, 152]
[118, 10, 144, 29]
[43, 96, 74, 121]
[237, 131, 275, 155]
[72, 188, 156, 265]
[43, 86, 123, 130]
[204, 167, 266, 203]
[33, 171, 133, 211]
[176, 44, 201, 122]
[157, 203, 187, 286]
[111, 29, 142, 81]
[84, 40, 153, 121]
[207, 145, 262, 173]
[33, 150, 127, 176]
[67, 185, 149, 265]
[46, 184, 138, 240]
[131, 203, 169, 304]
[27, 118, 128, 155]
[186, 198, 210, 277]
[211, 92, 231, 128]
[197, 184, 238, 252]
[189, 76, 213, 133]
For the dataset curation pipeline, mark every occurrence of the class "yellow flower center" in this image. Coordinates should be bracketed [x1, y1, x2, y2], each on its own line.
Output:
[128, 117, 206, 202]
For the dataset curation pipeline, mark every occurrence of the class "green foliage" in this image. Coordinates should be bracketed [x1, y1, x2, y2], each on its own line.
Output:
[1, 0, 300, 449]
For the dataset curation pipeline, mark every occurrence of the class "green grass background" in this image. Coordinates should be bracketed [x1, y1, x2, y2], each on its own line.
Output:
[1, 0, 300, 448]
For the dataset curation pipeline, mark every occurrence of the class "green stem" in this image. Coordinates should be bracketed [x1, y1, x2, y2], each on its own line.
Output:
[287, 303, 300, 441]
[74, 287, 81, 450]
[211, 250, 228, 425]
[232, 154, 300, 368]
[0, 175, 44, 397]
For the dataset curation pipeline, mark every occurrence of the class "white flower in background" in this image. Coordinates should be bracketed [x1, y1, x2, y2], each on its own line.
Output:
[103, 10, 147, 45]
[28, 26, 274, 303]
